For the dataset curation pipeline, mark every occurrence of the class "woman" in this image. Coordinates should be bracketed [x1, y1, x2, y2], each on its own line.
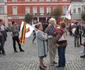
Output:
[0, 21, 7, 55]
[35, 22, 47, 70]
[54, 22, 67, 67]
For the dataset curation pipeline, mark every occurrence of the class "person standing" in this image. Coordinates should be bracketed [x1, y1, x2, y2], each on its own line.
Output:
[54, 22, 67, 67]
[35, 22, 47, 70]
[0, 20, 7, 55]
[45, 18, 57, 66]
[74, 22, 80, 47]
[11, 21, 24, 52]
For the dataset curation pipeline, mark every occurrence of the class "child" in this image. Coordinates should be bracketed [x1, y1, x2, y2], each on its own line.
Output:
[35, 22, 48, 70]
[80, 39, 85, 58]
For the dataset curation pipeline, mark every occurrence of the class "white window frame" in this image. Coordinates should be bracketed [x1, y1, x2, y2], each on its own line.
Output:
[25, 7, 30, 14]
[25, 0, 30, 2]
[12, 6, 18, 15]
[62, 0, 67, 2]
[40, 7, 44, 15]
[63, 6, 67, 14]
[33, 7, 37, 15]
[0, 6, 4, 14]
[46, 7, 51, 14]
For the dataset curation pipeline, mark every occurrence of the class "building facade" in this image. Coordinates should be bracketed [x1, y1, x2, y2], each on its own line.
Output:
[0, 0, 8, 26]
[71, 0, 85, 21]
[7, 0, 70, 24]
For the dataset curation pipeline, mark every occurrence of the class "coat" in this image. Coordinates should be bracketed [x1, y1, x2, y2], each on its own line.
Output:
[36, 30, 48, 57]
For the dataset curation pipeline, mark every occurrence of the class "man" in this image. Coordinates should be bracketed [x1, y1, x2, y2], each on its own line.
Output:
[45, 18, 57, 66]
[74, 22, 80, 47]
[11, 21, 24, 52]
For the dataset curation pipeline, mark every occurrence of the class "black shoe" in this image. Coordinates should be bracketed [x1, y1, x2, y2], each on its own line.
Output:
[43, 65, 47, 68]
[53, 61, 57, 64]
[14, 50, 18, 53]
[39, 66, 45, 70]
[80, 55, 85, 58]
[20, 50, 24, 52]
[56, 65, 65, 68]
[2, 53, 6, 55]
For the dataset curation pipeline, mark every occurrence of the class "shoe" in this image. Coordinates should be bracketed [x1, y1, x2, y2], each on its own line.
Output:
[56, 65, 65, 68]
[39, 66, 45, 70]
[14, 50, 18, 53]
[20, 50, 24, 52]
[53, 61, 57, 64]
[80, 55, 85, 58]
[2, 53, 6, 55]
[43, 65, 47, 68]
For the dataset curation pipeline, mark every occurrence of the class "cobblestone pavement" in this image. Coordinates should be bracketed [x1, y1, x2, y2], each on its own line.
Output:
[0, 33, 85, 70]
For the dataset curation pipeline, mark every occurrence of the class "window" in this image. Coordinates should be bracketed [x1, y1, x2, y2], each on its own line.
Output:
[78, 8, 81, 13]
[63, 6, 67, 14]
[40, 7, 44, 15]
[39, 0, 44, 1]
[0, 7, 4, 14]
[12, 0, 17, 2]
[0, 0, 3, 2]
[32, 0, 37, 2]
[62, 0, 67, 1]
[33, 7, 37, 15]
[25, 7, 30, 14]
[25, 0, 30, 2]
[53, 6, 57, 11]
[52, 0, 57, 2]
[12, 6, 18, 15]
[46, 7, 51, 14]
[46, 0, 50, 1]
[73, 8, 76, 13]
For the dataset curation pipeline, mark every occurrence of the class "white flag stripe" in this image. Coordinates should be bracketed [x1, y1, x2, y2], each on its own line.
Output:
[65, 5, 71, 20]
[19, 21, 24, 38]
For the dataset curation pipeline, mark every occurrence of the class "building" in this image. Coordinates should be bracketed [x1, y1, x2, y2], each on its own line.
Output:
[0, 0, 8, 27]
[71, 0, 85, 21]
[7, 0, 70, 25]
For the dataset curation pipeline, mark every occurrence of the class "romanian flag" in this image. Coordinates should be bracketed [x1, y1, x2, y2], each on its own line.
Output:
[19, 21, 34, 44]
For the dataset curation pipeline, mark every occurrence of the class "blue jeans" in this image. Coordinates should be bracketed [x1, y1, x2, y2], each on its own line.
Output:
[83, 46, 85, 54]
[58, 47, 66, 67]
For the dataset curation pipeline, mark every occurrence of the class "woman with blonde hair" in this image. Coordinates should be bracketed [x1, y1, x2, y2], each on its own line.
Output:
[35, 22, 48, 70]
[45, 17, 57, 66]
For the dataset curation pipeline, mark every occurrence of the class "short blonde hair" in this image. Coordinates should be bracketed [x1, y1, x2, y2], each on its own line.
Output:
[49, 17, 56, 24]
[35, 22, 42, 29]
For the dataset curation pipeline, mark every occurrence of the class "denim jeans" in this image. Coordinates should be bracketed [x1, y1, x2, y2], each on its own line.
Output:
[58, 46, 66, 67]
[83, 46, 85, 54]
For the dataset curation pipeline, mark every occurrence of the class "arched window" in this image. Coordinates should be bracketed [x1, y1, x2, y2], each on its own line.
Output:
[73, 8, 76, 13]
[12, 6, 18, 15]
[78, 8, 81, 13]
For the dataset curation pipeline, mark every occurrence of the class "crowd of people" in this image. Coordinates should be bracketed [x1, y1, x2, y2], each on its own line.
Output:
[1, 18, 85, 70]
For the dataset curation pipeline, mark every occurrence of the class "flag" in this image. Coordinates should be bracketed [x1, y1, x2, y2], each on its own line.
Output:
[19, 21, 35, 44]
[25, 24, 34, 38]
[19, 21, 26, 44]
[65, 5, 71, 20]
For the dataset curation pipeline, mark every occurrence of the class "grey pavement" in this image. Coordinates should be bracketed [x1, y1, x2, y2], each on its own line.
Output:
[0, 33, 85, 70]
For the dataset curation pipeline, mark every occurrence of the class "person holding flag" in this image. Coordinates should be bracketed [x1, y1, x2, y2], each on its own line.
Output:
[11, 21, 24, 52]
